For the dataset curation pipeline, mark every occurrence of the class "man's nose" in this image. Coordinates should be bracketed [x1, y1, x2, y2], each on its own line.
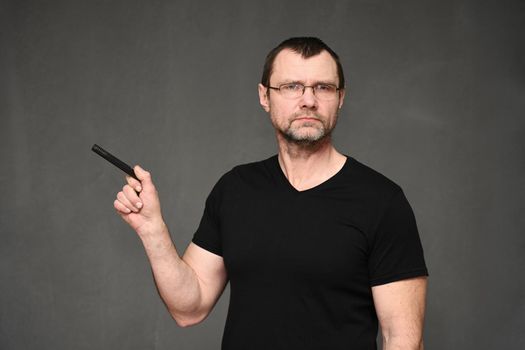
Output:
[300, 86, 318, 109]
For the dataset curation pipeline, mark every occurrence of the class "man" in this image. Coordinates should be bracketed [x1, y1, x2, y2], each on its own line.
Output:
[113, 37, 428, 349]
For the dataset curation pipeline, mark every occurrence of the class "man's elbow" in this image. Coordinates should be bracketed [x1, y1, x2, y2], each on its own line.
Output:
[383, 335, 424, 350]
[173, 317, 198, 328]
[170, 310, 207, 328]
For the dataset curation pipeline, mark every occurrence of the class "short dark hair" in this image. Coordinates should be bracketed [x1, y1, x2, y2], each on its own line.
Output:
[261, 37, 345, 89]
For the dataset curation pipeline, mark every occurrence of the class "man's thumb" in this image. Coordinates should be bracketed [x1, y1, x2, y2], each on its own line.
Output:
[134, 165, 153, 185]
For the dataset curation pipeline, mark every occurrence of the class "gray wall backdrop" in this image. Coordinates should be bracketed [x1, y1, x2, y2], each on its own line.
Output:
[1, 0, 524, 349]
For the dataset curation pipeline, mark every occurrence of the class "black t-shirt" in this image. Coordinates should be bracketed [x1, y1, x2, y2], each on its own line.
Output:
[192, 155, 428, 350]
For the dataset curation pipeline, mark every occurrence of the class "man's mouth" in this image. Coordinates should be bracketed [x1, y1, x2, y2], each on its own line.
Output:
[292, 111, 322, 122]
[294, 116, 320, 122]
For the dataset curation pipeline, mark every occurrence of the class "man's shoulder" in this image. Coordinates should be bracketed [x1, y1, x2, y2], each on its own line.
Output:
[214, 155, 277, 188]
[343, 155, 403, 197]
[231, 155, 276, 172]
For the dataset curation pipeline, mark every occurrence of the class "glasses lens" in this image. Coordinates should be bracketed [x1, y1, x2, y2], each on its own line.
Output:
[280, 83, 304, 99]
[277, 83, 338, 100]
[314, 84, 338, 101]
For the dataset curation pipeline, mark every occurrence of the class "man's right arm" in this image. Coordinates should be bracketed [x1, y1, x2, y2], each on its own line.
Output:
[113, 165, 228, 327]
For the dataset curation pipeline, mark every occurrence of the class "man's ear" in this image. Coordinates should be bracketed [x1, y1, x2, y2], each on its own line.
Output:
[338, 88, 346, 109]
[258, 83, 270, 112]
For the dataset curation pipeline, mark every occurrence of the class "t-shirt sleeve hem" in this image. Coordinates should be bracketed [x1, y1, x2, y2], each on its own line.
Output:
[370, 268, 428, 287]
[191, 237, 223, 257]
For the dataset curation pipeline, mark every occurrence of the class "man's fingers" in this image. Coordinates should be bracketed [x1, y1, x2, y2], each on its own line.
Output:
[114, 199, 131, 214]
[122, 184, 142, 210]
[134, 165, 152, 184]
[133, 165, 157, 196]
[117, 191, 135, 212]
[114, 165, 163, 235]
[126, 175, 142, 192]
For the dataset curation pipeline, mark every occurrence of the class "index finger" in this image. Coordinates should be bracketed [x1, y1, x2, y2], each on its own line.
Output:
[126, 175, 142, 192]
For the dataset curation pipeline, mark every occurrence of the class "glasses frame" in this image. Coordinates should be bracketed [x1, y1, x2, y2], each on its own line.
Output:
[266, 82, 342, 100]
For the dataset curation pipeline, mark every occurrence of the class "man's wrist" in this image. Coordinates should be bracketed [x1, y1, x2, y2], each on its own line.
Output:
[139, 221, 177, 258]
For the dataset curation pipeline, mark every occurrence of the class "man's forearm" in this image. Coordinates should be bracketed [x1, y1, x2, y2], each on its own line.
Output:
[140, 223, 203, 326]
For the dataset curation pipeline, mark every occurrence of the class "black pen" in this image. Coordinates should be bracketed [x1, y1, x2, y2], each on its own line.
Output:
[91, 144, 139, 181]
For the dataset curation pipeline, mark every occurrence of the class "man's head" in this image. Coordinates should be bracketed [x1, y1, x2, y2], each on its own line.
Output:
[258, 37, 346, 146]
[261, 37, 345, 90]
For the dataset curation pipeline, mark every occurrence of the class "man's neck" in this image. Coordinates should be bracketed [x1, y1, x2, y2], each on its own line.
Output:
[276, 133, 347, 191]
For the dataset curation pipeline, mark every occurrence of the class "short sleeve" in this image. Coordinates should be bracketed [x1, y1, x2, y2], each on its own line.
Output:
[192, 180, 223, 257]
[368, 189, 428, 286]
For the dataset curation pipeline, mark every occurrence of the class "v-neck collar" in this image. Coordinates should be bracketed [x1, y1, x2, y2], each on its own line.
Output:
[268, 154, 351, 194]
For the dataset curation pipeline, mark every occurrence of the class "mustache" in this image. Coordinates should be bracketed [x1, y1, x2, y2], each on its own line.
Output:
[291, 111, 323, 120]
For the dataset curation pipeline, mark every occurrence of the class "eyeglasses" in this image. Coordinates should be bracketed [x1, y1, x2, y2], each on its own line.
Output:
[267, 83, 341, 101]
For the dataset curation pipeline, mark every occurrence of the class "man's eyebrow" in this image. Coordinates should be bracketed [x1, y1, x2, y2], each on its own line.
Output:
[275, 80, 304, 85]
[314, 80, 338, 86]
[276, 80, 338, 85]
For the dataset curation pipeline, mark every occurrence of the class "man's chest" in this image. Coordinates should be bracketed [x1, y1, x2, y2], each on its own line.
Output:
[218, 190, 374, 287]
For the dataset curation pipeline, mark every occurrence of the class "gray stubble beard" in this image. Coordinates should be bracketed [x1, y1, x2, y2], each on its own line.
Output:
[279, 111, 337, 146]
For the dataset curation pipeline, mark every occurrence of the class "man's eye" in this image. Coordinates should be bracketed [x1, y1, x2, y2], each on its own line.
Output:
[282, 83, 302, 91]
[316, 84, 334, 91]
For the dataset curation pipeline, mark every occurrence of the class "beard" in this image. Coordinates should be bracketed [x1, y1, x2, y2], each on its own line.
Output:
[275, 110, 337, 146]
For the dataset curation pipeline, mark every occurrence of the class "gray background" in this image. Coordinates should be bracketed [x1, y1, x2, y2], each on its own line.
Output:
[1, 0, 524, 349]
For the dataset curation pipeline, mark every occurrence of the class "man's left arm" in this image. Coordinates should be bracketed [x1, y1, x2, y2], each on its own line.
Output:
[372, 276, 428, 350]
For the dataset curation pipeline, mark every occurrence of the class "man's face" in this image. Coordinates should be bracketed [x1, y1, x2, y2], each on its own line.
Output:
[258, 49, 345, 144]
